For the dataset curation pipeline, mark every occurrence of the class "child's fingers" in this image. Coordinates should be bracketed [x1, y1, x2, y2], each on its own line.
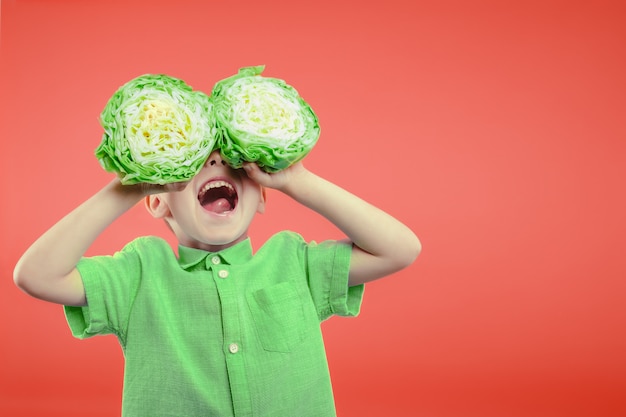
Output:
[128, 180, 190, 196]
[243, 163, 268, 183]
[162, 181, 190, 192]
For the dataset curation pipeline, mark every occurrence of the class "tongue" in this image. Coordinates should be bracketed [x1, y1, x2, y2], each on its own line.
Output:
[205, 198, 232, 214]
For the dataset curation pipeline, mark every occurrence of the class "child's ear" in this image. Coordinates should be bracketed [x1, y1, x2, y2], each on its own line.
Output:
[256, 187, 267, 214]
[145, 195, 171, 219]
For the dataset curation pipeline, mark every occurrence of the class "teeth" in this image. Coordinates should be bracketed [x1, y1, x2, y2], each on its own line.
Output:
[199, 180, 234, 196]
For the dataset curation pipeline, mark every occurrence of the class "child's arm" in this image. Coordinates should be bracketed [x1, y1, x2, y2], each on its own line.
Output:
[243, 162, 421, 286]
[13, 180, 184, 306]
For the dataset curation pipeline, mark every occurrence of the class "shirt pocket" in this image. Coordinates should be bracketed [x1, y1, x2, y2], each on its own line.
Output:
[247, 281, 311, 353]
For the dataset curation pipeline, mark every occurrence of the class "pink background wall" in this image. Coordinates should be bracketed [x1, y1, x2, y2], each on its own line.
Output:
[1, 0, 625, 416]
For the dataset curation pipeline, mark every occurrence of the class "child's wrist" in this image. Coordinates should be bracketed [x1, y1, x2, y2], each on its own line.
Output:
[280, 168, 317, 198]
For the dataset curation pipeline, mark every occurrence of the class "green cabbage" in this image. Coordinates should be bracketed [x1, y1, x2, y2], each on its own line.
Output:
[96, 74, 218, 184]
[211, 66, 320, 172]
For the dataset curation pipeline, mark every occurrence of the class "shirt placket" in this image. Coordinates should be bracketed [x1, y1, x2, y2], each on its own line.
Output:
[207, 255, 253, 417]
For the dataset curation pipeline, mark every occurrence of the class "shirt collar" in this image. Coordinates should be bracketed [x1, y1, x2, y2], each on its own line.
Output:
[177, 238, 253, 270]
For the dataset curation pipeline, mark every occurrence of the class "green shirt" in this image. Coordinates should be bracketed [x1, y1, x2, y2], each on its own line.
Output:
[65, 231, 364, 417]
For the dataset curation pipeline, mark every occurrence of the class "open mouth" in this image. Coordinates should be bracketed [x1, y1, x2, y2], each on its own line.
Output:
[198, 179, 238, 214]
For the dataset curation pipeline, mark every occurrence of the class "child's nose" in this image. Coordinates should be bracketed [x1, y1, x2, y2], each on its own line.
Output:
[205, 150, 227, 167]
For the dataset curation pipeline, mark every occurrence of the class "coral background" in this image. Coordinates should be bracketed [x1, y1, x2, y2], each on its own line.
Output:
[1, 0, 625, 416]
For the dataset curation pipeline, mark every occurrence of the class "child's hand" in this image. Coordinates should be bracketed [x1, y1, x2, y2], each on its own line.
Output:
[139, 181, 189, 195]
[118, 180, 190, 197]
[242, 161, 307, 192]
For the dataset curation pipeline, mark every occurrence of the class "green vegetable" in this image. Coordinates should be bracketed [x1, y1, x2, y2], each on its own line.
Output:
[96, 74, 218, 184]
[211, 66, 320, 172]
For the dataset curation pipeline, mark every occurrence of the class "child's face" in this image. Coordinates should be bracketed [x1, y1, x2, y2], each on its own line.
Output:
[147, 150, 265, 252]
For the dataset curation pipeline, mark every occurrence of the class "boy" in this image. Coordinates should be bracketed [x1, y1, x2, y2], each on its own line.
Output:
[14, 149, 421, 416]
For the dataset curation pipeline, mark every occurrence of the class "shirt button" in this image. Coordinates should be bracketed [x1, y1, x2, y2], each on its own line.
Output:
[211, 256, 221, 265]
[218, 270, 229, 279]
[229, 343, 239, 354]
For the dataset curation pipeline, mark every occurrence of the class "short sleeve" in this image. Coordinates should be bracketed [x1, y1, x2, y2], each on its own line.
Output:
[64, 240, 144, 342]
[304, 238, 365, 321]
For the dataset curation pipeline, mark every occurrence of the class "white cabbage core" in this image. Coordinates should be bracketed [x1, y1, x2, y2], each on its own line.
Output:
[228, 81, 305, 144]
[124, 96, 201, 165]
